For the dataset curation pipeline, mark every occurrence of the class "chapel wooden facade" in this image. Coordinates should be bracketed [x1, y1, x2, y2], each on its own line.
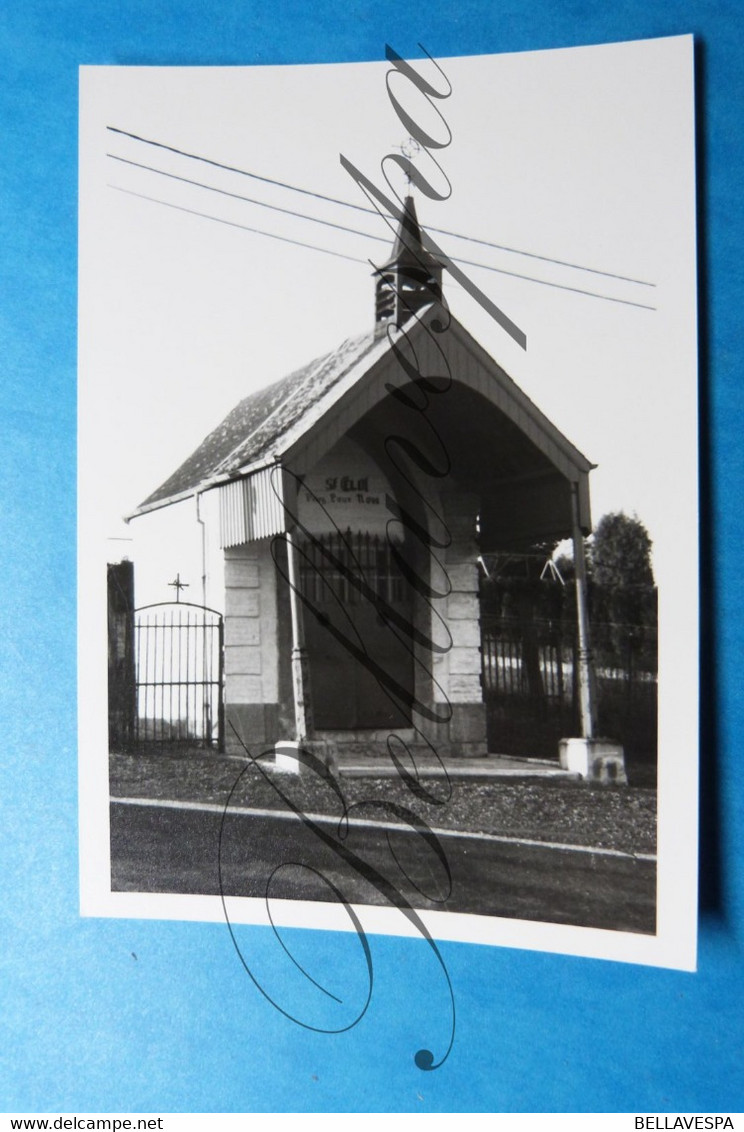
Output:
[131, 198, 596, 763]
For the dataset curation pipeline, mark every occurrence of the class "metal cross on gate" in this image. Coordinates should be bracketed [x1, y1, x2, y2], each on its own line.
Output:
[168, 573, 189, 602]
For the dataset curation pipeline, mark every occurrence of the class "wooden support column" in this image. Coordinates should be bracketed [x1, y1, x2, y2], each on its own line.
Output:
[276, 466, 311, 744]
[285, 527, 311, 743]
[571, 481, 596, 741]
[560, 484, 627, 783]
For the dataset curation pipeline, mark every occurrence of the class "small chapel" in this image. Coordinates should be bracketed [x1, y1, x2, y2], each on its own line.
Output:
[130, 198, 606, 772]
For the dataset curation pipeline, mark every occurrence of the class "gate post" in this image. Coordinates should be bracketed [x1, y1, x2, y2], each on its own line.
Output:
[107, 560, 135, 750]
[571, 482, 596, 741]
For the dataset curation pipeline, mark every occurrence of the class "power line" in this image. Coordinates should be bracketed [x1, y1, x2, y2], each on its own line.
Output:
[447, 270, 655, 311]
[108, 154, 390, 245]
[107, 126, 654, 288]
[108, 186, 369, 265]
[108, 158, 656, 309]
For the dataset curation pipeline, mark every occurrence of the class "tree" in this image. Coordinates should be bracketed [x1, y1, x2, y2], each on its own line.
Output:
[586, 512, 657, 679]
[588, 512, 654, 588]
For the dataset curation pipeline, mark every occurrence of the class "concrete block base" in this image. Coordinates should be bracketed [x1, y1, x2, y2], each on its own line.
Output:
[424, 702, 487, 758]
[225, 702, 279, 756]
[274, 739, 304, 774]
[558, 738, 628, 784]
[449, 703, 488, 750]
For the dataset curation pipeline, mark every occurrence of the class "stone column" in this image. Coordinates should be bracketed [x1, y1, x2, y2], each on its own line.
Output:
[223, 540, 279, 755]
[432, 492, 487, 757]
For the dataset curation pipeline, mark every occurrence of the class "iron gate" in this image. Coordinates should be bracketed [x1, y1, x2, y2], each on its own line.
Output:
[133, 602, 224, 752]
[481, 614, 577, 757]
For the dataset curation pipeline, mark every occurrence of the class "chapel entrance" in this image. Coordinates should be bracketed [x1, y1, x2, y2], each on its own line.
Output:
[299, 530, 415, 730]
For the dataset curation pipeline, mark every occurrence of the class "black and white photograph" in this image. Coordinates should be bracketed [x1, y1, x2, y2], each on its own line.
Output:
[79, 37, 698, 969]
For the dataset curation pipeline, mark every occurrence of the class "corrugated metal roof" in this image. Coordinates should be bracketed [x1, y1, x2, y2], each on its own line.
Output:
[133, 330, 376, 515]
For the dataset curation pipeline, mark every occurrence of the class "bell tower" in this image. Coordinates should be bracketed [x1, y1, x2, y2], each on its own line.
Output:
[375, 195, 443, 330]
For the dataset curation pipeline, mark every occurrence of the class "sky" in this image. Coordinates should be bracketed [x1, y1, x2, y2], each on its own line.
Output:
[79, 37, 697, 610]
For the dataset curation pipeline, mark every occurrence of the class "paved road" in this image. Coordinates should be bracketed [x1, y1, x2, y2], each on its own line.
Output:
[110, 800, 656, 934]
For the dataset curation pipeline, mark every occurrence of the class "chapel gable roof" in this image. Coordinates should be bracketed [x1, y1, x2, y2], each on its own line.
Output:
[130, 309, 593, 521]
[134, 329, 377, 515]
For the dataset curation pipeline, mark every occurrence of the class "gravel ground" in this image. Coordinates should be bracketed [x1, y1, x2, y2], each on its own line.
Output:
[110, 750, 657, 856]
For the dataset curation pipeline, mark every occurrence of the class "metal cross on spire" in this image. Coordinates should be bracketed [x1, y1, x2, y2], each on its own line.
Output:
[399, 137, 421, 184]
[168, 572, 189, 602]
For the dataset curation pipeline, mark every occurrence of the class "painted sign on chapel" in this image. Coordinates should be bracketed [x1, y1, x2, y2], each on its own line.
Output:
[296, 437, 394, 537]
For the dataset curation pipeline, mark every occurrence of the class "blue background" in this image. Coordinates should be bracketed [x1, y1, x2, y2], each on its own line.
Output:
[2, 0, 742, 1114]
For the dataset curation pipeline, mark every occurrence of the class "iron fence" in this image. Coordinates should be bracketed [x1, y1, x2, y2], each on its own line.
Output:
[480, 582, 658, 770]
